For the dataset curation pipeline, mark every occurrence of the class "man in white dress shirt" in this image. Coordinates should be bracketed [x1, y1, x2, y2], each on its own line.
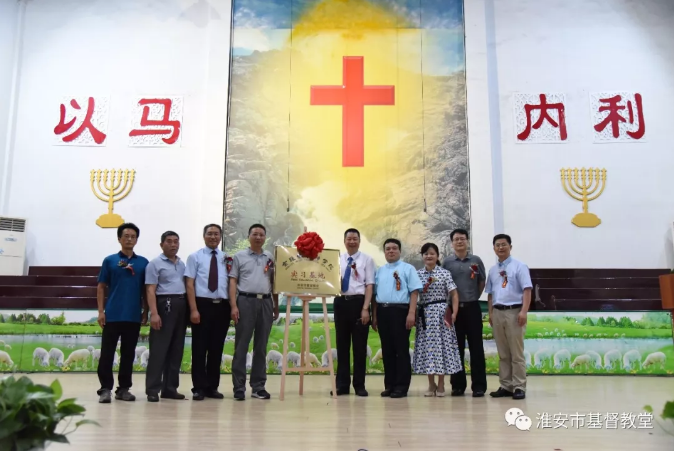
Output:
[332, 228, 375, 397]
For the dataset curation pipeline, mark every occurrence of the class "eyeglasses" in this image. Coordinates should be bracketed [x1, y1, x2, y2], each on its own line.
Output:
[452, 238, 467, 242]
[494, 243, 510, 248]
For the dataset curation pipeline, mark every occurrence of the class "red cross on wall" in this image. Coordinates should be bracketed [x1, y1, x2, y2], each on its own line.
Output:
[310, 56, 395, 167]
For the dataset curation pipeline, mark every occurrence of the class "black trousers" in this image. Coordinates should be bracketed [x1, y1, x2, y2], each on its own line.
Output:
[191, 298, 230, 393]
[146, 296, 187, 396]
[334, 295, 370, 391]
[97, 321, 141, 392]
[450, 301, 487, 392]
[377, 305, 411, 393]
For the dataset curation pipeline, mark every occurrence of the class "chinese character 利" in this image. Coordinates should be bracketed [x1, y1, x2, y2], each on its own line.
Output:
[594, 93, 645, 139]
[54, 97, 107, 144]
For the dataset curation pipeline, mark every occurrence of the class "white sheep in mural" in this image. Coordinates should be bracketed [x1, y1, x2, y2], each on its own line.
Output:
[313, 337, 319, 343]
[113, 351, 120, 368]
[622, 350, 642, 371]
[246, 352, 253, 370]
[534, 349, 552, 368]
[603, 349, 622, 371]
[87, 346, 94, 353]
[64, 349, 90, 369]
[570, 354, 591, 370]
[642, 352, 666, 370]
[92, 349, 101, 366]
[304, 352, 320, 367]
[553, 349, 571, 369]
[523, 350, 532, 368]
[409, 349, 414, 367]
[287, 351, 301, 367]
[0, 351, 14, 368]
[366, 345, 372, 360]
[140, 349, 150, 368]
[585, 350, 602, 368]
[321, 349, 338, 367]
[49, 348, 65, 367]
[271, 343, 279, 350]
[289, 342, 296, 349]
[266, 350, 283, 370]
[32, 347, 50, 367]
[220, 354, 233, 370]
[4, 344, 11, 351]
[134, 346, 147, 365]
[371, 348, 383, 365]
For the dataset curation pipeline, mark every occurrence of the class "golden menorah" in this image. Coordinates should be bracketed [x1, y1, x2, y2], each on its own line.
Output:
[90, 169, 136, 228]
[560, 167, 606, 228]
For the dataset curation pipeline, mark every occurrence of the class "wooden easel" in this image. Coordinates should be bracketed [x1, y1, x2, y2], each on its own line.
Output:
[279, 294, 337, 401]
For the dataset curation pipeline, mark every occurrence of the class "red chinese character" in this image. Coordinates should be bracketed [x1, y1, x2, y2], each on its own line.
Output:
[129, 98, 181, 144]
[517, 94, 567, 141]
[54, 97, 106, 144]
[594, 93, 645, 139]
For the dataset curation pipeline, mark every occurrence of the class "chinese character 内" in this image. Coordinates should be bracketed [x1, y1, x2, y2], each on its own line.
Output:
[605, 412, 619, 429]
[570, 413, 585, 429]
[536, 412, 552, 429]
[553, 413, 568, 429]
[54, 97, 107, 145]
[129, 98, 182, 145]
[637, 412, 653, 429]
[593, 93, 645, 140]
[587, 413, 603, 429]
[516, 93, 567, 141]
[620, 413, 636, 429]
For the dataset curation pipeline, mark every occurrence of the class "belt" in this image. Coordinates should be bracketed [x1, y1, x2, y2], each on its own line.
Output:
[238, 291, 271, 300]
[493, 303, 522, 310]
[157, 294, 185, 299]
[417, 300, 446, 330]
[196, 297, 228, 304]
[377, 303, 409, 308]
[337, 295, 364, 301]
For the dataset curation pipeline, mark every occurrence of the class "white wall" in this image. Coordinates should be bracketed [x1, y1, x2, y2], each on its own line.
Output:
[0, 0, 22, 208]
[1, 0, 232, 265]
[465, 0, 674, 269]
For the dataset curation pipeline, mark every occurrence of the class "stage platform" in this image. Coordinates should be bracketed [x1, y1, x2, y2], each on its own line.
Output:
[18, 373, 674, 451]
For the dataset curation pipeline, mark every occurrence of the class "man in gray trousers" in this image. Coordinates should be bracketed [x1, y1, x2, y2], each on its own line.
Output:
[229, 223, 279, 401]
[145, 231, 188, 402]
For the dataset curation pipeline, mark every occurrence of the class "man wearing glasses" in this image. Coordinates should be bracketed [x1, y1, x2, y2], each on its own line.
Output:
[145, 231, 187, 402]
[443, 228, 487, 397]
[485, 234, 532, 400]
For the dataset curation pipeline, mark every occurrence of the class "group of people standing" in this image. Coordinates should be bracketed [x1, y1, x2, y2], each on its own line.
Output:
[334, 228, 532, 400]
[94, 223, 532, 403]
[95, 222, 277, 403]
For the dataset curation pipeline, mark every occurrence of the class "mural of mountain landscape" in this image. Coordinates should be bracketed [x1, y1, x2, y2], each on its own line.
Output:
[223, 0, 469, 268]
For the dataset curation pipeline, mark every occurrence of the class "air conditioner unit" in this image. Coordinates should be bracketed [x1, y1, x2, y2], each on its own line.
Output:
[0, 217, 27, 276]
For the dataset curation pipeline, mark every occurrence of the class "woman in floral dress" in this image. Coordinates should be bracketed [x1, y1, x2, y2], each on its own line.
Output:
[413, 243, 463, 397]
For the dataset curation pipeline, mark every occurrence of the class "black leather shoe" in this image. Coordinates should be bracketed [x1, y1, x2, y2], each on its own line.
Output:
[380, 389, 392, 397]
[330, 388, 350, 396]
[390, 391, 407, 398]
[205, 390, 224, 399]
[512, 389, 526, 400]
[355, 388, 369, 397]
[161, 392, 186, 400]
[234, 390, 246, 401]
[192, 391, 205, 401]
[451, 389, 465, 397]
[489, 387, 513, 398]
[472, 391, 485, 398]
[147, 394, 159, 402]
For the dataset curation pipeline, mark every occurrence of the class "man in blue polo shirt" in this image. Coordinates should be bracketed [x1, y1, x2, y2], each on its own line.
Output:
[96, 223, 149, 403]
[374, 238, 423, 398]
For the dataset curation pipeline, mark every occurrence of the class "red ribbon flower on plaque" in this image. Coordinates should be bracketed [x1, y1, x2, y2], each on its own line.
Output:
[422, 276, 435, 293]
[470, 264, 479, 280]
[264, 258, 274, 273]
[294, 231, 325, 260]
[117, 260, 135, 276]
[224, 256, 233, 273]
[499, 270, 508, 288]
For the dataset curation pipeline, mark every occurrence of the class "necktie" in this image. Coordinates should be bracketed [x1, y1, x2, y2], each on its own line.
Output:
[208, 250, 218, 293]
[341, 257, 352, 293]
